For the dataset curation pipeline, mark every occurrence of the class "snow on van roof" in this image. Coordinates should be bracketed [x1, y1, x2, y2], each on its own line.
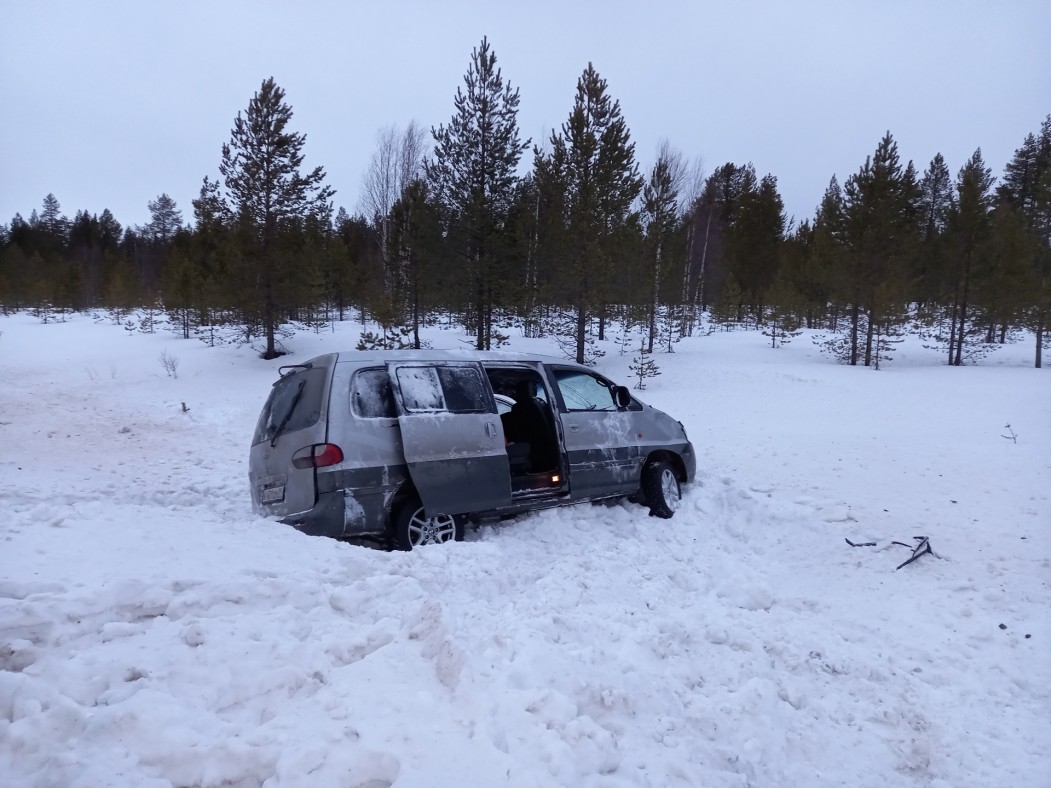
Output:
[330, 348, 576, 366]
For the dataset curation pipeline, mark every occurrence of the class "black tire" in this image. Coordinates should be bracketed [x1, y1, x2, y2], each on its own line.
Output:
[641, 458, 681, 519]
[392, 497, 464, 551]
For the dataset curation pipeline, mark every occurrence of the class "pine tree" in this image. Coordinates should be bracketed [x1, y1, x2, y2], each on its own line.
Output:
[839, 132, 921, 366]
[389, 179, 441, 348]
[214, 77, 334, 358]
[809, 176, 846, 330]
[39, 194, 68, 242]
[641, 141, 686, 353]
[145, 194, 183, 243]
[426, 38, 529, 350]
[104, 258, 137, 323]
[997, 115, 1051, 367]
[709, 274, 746, 329]
[688, 163, 756, 310]
[781, 219, 828, 329]
[535, 63, 643, 364]
[761, 273, 804, 348]
[162, 248, 202, 339]
[629, 337, 660, 390]
[916, 153, 953, 305]
[939, 149, 996, 365]
[727, 173, 786, 321]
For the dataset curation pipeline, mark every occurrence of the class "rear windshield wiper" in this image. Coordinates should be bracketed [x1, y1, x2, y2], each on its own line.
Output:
[270, 379, 306, 447]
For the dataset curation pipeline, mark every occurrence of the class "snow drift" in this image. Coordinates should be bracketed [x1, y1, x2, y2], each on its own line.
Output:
[1, 313, 1048, 787]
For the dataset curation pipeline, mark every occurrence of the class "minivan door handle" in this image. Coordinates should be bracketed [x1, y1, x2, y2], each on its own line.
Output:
[485, 421, 497, 439]
[569, 424, 581, 433]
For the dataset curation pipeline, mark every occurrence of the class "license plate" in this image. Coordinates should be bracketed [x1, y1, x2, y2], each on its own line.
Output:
[260, 485, 285, 504]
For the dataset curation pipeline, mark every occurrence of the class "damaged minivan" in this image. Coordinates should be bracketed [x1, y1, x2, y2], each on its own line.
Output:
[249, 350, 695, 549]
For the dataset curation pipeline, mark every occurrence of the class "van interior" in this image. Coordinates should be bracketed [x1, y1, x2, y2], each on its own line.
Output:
[485, 367, 566, 495]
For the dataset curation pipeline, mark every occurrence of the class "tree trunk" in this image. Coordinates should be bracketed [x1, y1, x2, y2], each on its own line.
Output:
[953, 252, 973, 367]
[575, 300, 587, 365]
[698, 211, 712, 310]
[411, 273, 420, 349]
[648, 242, 661, 353]
[474, 272, 485, 351]
[849, 304, 859, 366]
[863, 308, 875, 367]
[264, 262, 277, 359]
[947, 294, 959, 366]
[1036, 314, 1044, 369]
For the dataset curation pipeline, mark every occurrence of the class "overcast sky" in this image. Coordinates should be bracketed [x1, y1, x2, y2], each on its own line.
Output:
[2, 0, 1048, 232]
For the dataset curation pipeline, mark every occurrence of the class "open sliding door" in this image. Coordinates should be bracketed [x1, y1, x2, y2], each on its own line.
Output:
[387, 362, 511, 516]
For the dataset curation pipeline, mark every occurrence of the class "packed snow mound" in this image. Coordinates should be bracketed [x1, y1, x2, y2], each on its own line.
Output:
[1, 313, 1048, 787]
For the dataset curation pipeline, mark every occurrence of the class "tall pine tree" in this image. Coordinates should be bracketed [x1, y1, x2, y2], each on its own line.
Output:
[426, 38, 529, 350]
[214, 77, 334, 358]
[534, 63, 642, 364]
[996, 115, 1051, 366]
[840, 132, 921, 366]
[942, 149, 996, 365]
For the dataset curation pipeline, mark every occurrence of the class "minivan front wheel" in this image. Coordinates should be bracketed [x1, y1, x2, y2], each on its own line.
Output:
[393, 498, 464, 551]
[642, 459, 681, 519]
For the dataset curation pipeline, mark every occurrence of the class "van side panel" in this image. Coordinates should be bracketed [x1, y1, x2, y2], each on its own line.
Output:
[557, 410, 643, 498]
[321, 361, 413, 536]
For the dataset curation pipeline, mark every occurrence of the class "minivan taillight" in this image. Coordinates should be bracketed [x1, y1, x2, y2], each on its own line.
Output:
[291, 443, 344, 470]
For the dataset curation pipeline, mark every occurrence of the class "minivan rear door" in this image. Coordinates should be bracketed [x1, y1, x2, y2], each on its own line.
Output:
[387, 361, 511, 516]
[249, 363, 331, 517]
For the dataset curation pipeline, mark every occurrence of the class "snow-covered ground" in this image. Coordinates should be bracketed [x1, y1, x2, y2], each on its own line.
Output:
[1, 312, 1048, 788]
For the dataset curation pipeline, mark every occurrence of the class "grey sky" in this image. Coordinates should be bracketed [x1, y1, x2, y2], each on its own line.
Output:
[2, 0, 1048, 231]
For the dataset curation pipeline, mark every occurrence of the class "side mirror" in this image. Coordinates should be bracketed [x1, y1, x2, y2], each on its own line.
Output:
[613, 385, 631, 409]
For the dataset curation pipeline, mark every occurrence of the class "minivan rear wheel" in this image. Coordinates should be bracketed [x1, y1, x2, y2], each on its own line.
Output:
[393, 498, 464, 550]
[642, 458, 681, 519]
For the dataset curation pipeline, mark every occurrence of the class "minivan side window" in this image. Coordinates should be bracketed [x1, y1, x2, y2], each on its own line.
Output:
[394, 365, 493, 414]
[396, 366, 445, 411]
[350, 368, 397, 418]
[436, 366, 491, 413]
[553, 369, 616, 411]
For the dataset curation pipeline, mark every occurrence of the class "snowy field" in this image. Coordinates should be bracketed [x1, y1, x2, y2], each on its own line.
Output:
[1, 312, 1048, 788]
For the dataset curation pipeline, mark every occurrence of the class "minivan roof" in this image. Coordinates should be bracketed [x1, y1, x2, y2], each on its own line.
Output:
[330, 348, 587, 368]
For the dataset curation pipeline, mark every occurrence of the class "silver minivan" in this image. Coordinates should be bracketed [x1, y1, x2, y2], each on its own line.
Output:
[249, 350, 695, 549]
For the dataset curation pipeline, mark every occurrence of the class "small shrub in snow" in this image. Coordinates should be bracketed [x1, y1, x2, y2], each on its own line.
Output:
[159, 350, 180, 379]
[629, 338, 660, 390]
[357, 325, 413, 350]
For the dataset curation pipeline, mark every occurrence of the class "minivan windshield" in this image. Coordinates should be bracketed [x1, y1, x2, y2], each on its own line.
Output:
[553, 369, 617, 411]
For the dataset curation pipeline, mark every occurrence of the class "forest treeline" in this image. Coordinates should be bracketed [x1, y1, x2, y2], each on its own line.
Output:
[1, 39, 1048, 367]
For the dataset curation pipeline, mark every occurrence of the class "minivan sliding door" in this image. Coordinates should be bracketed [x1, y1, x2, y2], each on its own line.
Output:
[387, 362, 511, 516]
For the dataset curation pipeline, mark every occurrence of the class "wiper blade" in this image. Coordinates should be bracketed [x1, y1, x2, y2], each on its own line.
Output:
[270, 379, 306, 447]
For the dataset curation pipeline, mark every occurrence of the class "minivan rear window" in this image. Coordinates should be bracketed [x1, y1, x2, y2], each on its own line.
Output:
[252, 368, 326, 445]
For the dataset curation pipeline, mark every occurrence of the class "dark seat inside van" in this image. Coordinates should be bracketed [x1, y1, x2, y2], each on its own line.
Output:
[490, 372, 559, 479]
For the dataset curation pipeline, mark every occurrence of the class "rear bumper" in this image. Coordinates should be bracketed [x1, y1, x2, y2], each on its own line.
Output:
[280, 466, 410, 539]
[283, 488, 392, 539]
